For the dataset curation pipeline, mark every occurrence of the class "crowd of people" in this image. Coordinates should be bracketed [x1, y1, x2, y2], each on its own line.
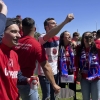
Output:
[1, 1, 100, 100]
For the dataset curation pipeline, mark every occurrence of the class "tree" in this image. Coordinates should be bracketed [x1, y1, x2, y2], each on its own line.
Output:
[78, 37, 82, 41]
[34, 32, 41, 40]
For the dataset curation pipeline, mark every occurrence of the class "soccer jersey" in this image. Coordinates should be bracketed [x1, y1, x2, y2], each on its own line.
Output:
[38, 34, 59, 76]
[0, 43, 20, 100]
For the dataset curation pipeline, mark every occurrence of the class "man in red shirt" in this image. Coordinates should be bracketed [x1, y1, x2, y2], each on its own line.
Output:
[14, 17, 60, 100]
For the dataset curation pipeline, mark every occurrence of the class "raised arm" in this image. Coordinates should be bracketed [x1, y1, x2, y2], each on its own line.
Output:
[0, 0, 7, 16]
[43, 13, 74, 41]
[0, 1, 7, 42]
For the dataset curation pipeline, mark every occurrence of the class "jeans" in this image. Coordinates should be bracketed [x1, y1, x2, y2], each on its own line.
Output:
[81, 79, 100, 100]
[38, 73, 59, 100]
[17, 84, 39, 100]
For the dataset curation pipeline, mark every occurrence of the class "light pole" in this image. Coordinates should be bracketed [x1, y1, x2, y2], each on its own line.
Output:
[96, 21, 97, 31]
[77, 29, 78, 32]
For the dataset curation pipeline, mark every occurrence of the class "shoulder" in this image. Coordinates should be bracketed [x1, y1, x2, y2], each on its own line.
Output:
[11, 50, 18, 57]
[38, 33, 46, 45]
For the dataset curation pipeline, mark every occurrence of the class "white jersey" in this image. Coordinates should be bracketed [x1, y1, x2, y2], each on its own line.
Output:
[38, 34, 59, 76]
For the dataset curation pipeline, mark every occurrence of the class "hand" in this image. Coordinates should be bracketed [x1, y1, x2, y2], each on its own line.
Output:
[53, 84, 61, 94]
[27, 76, 39, 86]
[0, 0, 7, 16]
[64, 13, 74, 24]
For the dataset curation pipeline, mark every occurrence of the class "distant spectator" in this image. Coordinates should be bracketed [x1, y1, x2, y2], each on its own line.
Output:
[95, 29, 100, 47]
[72, 32, 80, 46]
[92, 31, 97, 40]
[16, 15, 23, 36]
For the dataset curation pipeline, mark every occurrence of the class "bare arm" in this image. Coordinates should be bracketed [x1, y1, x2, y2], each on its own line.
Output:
[43, 13, 74, 41]
[40, 60, 60, 93]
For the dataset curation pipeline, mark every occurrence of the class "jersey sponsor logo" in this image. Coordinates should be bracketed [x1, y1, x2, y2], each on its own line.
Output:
[15, 43, 32, 50]
[4, 68, 18, 78]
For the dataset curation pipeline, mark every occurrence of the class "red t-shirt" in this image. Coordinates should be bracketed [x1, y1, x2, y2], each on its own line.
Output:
[95, 39, 100, 48]
[0, 44, 20, 100]
[14, 36, 48, 78]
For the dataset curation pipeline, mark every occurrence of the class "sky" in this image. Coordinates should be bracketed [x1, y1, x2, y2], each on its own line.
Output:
[3, 0, 100, 36]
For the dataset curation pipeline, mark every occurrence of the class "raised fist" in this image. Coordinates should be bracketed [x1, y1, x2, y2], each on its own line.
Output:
[0, 0, 7, 16]
[64, 13, 74, 24]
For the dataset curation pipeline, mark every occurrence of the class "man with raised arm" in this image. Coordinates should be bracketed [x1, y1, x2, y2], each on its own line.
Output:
[38, 13, 74, 100]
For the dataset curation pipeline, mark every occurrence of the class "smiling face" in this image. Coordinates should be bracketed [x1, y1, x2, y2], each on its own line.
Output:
[63, 31, 71, 45]
[2, 24, 21, 47]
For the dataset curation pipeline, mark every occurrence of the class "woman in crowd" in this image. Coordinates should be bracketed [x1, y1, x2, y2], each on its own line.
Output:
[76, 31, 100, 100]
[58, 31, 77, 100]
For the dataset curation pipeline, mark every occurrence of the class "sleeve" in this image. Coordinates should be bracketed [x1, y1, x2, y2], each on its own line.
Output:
[0, 13, 6, 43]
[38, 33, 47, 45]
[35, 43, 48, 63]
[17, 71, 28, 83]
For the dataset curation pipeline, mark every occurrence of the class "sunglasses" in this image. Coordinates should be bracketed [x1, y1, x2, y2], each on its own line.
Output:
[84, 36, 93, 39]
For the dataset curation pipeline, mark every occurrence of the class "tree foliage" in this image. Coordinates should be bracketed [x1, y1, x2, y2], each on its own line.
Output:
[34, 32, 41, 40]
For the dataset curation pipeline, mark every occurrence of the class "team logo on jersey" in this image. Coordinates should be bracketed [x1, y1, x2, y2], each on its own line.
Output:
[7, 59, 13, 67]
[52, 48, 57, 55]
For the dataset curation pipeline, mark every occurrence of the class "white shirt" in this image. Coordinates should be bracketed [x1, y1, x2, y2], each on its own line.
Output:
[38, 34, 59, 76]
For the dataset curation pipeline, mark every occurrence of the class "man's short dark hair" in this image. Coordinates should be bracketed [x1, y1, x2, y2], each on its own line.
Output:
[96, 29, 100, 37]
[22, 17, 35, 28]
[44, 18, 55, 27]
[73, 32, 79, 37]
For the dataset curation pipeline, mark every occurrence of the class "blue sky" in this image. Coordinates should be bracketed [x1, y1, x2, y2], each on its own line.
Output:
[4, 0, 100, 36]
